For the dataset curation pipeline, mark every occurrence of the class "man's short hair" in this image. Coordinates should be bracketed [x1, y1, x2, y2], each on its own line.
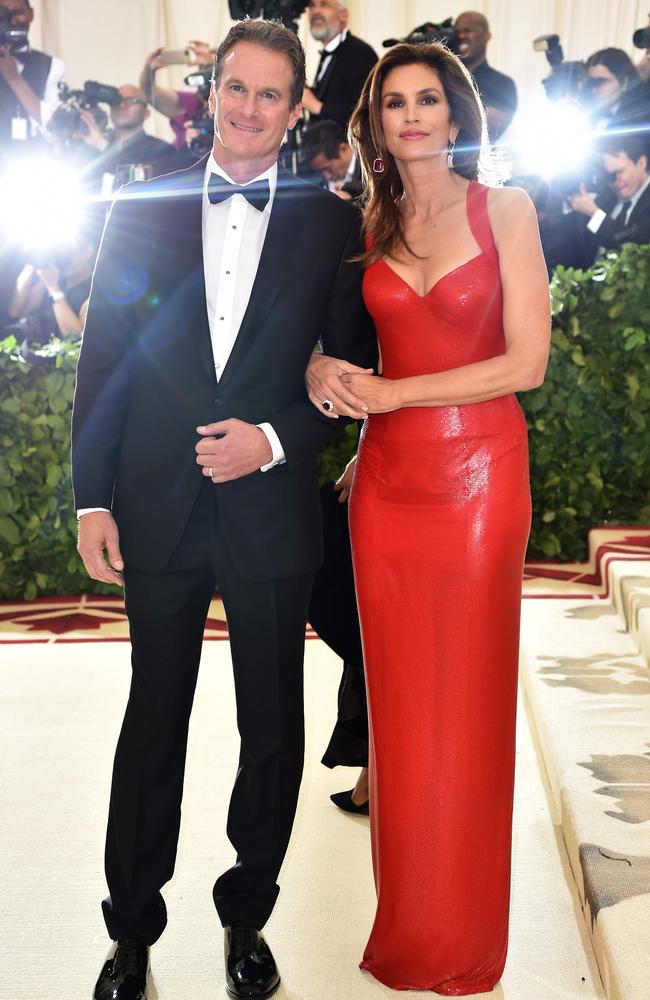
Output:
[600, 131, 650, 165]
[212, 18, 306, 109]
[301, 120, 347, 162]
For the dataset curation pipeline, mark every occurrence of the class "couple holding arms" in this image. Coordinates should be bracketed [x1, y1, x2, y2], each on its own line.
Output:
[72, 16, 549, 1000]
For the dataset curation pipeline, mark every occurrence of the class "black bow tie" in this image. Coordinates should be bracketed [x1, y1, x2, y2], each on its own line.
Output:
[207, 173, 270, 212]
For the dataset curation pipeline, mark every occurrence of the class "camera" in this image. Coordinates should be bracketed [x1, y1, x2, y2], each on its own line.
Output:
[227, 1, 308, 32]
[0, 4, 28, 49]
[182, 70, 213, 157]
[383, 20, 458, 52]
[49, 80, 122, 143]
[534, 35, 585, 103]
[633, 27, 650, 49]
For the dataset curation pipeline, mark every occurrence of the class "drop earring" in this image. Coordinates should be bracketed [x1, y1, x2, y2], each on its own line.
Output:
[447, 137, 457, 169]
[372, 153, 385, 174]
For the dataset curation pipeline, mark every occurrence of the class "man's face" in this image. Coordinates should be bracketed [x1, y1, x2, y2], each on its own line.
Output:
[210, 42, 301, 171]
[2, 0, 32, 27]
[603, 150, 649, 200]
[110, 85, 149, 130]
[309, 0, 347, 45]
[310, 142, 352, 181]
[455, 12, 490, 65]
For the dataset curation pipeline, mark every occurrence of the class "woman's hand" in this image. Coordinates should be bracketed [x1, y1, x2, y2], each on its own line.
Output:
[334, 455, 357, 502]
[341, 373, 402, 414]
[306, 353, 374, 419]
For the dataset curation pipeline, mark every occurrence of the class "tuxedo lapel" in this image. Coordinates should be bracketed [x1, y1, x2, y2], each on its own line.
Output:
[217, 170, 308, 388]
[161, 157, 216, 383]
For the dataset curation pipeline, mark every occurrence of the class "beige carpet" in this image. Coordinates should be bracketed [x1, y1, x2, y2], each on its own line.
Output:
[0, 639, 604, 1000]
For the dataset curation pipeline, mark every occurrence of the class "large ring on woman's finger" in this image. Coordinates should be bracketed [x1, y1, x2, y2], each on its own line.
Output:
[322, 399, 334, 412]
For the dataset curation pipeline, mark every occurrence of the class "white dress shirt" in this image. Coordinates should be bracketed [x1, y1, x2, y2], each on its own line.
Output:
[314, 28, 349, 85]
[587, 174, 650, 233]
[77, 154, 285, 517]
[12, 46, 65, 134]
[202, 153, 284, 470]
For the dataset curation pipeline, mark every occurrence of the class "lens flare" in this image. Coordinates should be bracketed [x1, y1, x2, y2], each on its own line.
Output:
[0, 157, 87, 252]
[514, 99, 593, 180]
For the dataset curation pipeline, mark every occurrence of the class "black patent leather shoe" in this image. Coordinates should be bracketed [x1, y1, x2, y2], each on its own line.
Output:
[93, 938, 150, 999]
[224, 923, 280, 999]
[330, 788, 370, 816]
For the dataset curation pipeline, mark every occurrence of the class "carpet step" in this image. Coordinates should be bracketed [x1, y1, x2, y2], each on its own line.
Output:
[521, 527, 650, 1000]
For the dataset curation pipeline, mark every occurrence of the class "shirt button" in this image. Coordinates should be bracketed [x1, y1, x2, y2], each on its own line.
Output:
[219, 316, 224, 321]
[226, 270, 231, 275]
[232, 225, 237, 230]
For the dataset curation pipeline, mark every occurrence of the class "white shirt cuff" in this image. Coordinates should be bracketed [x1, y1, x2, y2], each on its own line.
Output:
[77, 507, 110, 517]
[257, 422, 286, 472]
[587, 209, 607, 234]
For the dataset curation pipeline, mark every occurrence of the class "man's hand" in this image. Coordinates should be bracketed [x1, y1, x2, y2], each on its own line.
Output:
[187, 40, 213, 65]
[77, 512, 124, 587]
[569, 183, 599, 217]
[143, 47, 166, 73]
[301, 87, 323, 116]
[0, 46, 20, 84]
[35, 266, 61, 295]
[79, 108, 109, 150]
[196, 419, 273, 483]
[306, 353, 374, 419]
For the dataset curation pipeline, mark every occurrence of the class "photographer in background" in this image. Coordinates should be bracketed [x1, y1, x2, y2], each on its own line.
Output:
[300, 119, 362, 199]
[0, 0, 64, 146]
[8, 231, 98, 341]
[568, 134, 650, 267]
[302, 0, 376, 131]
[79, 83, 178, 179]
[584, 48, 646, 130]
[636, 12, 650, 82]
[139, 40, 212, 150]
[455, 10, 517, 141]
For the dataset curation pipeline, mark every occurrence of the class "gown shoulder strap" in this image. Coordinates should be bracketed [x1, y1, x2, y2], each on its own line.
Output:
[466, 181, 495, 252]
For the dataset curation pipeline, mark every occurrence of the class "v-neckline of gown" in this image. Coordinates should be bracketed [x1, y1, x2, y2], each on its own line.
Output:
[379, 181, 487, 300]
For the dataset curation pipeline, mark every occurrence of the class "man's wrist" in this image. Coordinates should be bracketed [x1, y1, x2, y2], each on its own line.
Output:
[257, 422, 286, 472]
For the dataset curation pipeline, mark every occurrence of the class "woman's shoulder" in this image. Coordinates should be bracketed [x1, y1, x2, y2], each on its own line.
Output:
[485, 184, 535, 221]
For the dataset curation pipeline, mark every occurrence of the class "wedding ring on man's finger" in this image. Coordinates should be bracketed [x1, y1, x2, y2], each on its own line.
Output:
[208, 466, 214, 477]
[322, 399, 334, 412]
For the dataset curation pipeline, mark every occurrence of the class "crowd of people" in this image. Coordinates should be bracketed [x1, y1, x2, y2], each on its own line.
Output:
[2, 3, 650, 999]
[1, 1, 649, 343]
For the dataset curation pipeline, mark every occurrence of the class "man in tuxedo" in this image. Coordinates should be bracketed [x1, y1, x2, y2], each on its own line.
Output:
[72, 17, 375, 1000]
[568, 134, 650, 267]
[300, 119, 363, 199]
[301, 0, 376, 132]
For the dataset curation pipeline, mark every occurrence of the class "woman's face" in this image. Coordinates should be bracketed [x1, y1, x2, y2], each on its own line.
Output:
[379, 63, 457, 167]
[586, 64, 626, 109]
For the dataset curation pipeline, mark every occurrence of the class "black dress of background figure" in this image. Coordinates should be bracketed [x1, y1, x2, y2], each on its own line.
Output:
[309, 479, 368, 771]
[309, 32, 377, 131]
[71, 155, 377, 945]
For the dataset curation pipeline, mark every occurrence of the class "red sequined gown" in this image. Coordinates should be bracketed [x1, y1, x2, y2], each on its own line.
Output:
[349, 181, 531, 994]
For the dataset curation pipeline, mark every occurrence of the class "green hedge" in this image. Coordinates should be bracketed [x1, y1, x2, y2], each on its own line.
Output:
[1, 242, 650, 598]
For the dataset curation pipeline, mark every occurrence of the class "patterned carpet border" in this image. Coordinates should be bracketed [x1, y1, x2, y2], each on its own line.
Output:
[2, 527, 648, 642]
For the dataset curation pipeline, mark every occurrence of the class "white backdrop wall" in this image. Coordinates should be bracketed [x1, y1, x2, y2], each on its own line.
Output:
[28, 1, 649, 142]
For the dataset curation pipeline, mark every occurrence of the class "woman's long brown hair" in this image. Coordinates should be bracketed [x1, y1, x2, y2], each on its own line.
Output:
[348, 42, 491, 266]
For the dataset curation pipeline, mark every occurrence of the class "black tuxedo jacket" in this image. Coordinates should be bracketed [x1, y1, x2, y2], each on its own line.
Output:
[311, 32, 377, 131]
[71, 157, 377, 580]
[574, 182, 650, 268]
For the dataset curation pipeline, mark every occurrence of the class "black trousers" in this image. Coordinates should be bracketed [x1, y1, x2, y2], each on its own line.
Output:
[102, 481, 313, 944]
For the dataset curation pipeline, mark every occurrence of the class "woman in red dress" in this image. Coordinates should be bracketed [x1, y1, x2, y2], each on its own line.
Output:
[308, 42, 550, 994]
